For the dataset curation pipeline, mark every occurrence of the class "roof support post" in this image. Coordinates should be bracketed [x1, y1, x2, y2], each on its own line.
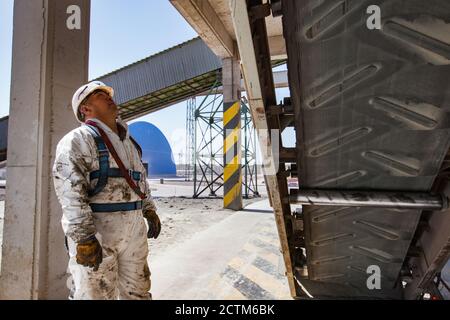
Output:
[223, 57, 243, 210]
[0, 0, 90, 299]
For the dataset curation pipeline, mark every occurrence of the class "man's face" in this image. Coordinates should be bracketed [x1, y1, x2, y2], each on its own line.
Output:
[81, 90, 118, 121]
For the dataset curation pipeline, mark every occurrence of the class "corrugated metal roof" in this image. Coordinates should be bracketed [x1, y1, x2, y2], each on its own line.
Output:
[97, 37, 222, 107]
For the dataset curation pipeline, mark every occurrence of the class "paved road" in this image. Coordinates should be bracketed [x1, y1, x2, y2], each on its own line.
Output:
[149, 199, 292, 300]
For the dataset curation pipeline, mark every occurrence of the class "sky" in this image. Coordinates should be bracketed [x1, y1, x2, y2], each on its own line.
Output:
[0, 0, 293, 164]
[0, 0, 13, 119]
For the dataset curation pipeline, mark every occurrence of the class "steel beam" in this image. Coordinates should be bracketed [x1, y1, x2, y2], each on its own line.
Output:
[170, 0, 236, 58]
[289, 190, 448, 211]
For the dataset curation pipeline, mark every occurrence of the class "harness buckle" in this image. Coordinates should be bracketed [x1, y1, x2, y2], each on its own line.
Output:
[98, 149, 109, 157]
[129, 169, 142, 182]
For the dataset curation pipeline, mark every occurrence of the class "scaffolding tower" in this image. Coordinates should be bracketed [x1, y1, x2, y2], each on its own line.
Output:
[186, 80, 259, 199]
[185, 97, 195, 181]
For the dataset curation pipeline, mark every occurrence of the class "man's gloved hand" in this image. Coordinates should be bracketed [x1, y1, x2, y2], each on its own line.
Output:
[76, 236, 103, 271]
[143, 209, 161, 239]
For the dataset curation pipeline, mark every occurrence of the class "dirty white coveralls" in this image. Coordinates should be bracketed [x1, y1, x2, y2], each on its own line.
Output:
[53, 117, 156, 300]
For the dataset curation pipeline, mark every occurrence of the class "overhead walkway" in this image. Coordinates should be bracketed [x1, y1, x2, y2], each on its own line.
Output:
[0, 37, 287, 162]
[97, 37, 222, 120]
[97, 37, 287, 121]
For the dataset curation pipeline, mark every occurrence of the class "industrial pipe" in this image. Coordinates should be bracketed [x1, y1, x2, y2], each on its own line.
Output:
[289, 189, 448, 211]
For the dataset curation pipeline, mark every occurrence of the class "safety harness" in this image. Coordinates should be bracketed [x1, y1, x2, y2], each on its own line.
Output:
[85, 120, 146, 212]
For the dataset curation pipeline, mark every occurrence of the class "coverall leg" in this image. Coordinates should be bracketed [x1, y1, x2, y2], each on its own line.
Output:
[67, 210, 151, 300]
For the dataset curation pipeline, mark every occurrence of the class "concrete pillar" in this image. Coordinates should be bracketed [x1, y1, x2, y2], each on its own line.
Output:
[0, 0, 90, 299]
[222, 57, 243, 210]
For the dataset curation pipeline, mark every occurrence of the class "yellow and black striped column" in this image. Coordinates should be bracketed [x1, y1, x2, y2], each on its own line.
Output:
[223, 100, 243, 210]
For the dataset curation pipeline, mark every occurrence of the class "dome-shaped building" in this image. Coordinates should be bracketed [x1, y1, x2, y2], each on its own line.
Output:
[128, 121, 177, 177]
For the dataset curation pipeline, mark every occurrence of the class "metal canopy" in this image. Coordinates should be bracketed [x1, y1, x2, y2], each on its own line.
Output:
[96, 37, 287, 121]
[97, 37, 222, 120]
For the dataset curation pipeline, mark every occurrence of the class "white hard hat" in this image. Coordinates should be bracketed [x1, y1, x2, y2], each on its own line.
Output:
[71, 81, 114, 122]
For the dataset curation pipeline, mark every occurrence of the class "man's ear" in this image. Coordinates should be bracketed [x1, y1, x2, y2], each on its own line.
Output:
[79, 104, 90, 117]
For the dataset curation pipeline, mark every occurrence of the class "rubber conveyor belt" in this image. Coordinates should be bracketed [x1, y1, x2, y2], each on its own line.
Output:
[281, 0, 450, 298]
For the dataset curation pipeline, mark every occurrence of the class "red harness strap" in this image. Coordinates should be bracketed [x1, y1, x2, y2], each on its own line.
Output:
[86, 120, 146, 200]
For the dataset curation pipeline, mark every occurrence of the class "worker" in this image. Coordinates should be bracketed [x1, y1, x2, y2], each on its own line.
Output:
[52, 81, 161, 300]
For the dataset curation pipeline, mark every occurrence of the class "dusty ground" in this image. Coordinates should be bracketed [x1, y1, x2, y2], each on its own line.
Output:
[0, 193, 265, 266]
[150, 198, 291, 299]
[0, 193, 289, 300]
[0, 181, 268, 285]
[148, 196, 265, 260]
[1, 179, 449, 299]
[0, 180, 265, 256]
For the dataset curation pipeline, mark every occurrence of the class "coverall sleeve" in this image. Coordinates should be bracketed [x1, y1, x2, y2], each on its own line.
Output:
[142, 170, 157, 213]
[52, 133, 97, 243]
